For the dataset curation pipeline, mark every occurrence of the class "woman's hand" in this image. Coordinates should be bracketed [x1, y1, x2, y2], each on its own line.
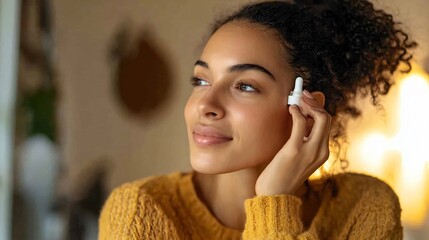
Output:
[255, 90, 332, 196]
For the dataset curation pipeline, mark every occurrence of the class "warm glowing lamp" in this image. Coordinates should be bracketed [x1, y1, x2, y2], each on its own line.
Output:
[357, 65, 429, 227]
[311, 64, 429, 227]
[393, 67, 429, 227]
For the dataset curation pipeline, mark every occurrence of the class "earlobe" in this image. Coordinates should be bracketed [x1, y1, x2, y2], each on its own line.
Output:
[310, 91, 325, 107]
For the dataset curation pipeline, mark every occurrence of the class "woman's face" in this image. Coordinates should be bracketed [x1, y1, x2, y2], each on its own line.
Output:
[184, 22, 296, 174]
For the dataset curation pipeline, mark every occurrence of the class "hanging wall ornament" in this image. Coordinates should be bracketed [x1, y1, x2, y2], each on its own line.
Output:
[110, 25, 173, 122]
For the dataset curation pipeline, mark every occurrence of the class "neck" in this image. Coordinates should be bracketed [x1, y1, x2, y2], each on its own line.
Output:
[194, 168, 260, 230]
[193, 168, 311, 230]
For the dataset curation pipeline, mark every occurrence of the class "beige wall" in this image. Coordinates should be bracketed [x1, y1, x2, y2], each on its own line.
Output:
[53, 0, 250, 191]
[52, 0, 429, 192]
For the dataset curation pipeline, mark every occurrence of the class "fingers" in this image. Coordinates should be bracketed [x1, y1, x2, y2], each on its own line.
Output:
[288, 104, 307, 148]
[299, 90, 332, 143]
[255, 92, 331, 196]
[286, 90, 331, 166]
[298, 90, 331, 166]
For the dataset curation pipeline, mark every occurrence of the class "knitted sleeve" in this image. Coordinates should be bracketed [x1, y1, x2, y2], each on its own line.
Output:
[346, 184, 403, 240]
[98, 182, 180, 240]
[243, 195, 318, 240]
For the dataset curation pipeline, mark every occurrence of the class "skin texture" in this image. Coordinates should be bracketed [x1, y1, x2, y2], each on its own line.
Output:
[185, 22, 294, 174]
[184, 21, 331, 229]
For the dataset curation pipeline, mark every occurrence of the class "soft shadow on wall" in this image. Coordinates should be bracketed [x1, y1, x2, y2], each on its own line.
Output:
[65, 25, 173, 240]
[12, 1, 173, 239]
[66, 27, 173, 240]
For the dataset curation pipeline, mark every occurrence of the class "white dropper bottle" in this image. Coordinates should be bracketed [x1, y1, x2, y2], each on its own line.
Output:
[288, 77, 304, 106]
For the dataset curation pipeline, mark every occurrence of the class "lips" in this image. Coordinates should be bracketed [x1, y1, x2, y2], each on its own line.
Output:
[192, 124, 233, 147]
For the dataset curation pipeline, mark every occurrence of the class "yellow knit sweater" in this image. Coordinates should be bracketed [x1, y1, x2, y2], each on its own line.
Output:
[98, 172, 402, 239]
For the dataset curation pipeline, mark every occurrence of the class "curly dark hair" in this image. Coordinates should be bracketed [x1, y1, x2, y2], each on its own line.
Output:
[210, 0, 417, 169]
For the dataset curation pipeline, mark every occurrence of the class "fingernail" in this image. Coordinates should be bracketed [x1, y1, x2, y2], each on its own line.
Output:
[303, 90, 314, 99]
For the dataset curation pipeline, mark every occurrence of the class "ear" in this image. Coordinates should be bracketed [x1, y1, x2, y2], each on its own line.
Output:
[310, 91, 325, 107]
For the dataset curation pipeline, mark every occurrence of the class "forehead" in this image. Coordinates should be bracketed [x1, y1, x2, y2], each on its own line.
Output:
[200, 21, 291, 74]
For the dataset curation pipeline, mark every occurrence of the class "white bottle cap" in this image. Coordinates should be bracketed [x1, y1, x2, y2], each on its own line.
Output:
[288, 77, 303, 106]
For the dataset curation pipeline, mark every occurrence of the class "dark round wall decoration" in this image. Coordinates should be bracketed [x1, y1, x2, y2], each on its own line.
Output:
[111, 27, 172, 120]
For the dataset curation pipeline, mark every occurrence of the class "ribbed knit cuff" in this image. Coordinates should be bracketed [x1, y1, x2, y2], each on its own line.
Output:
[244, 195, 303, 238]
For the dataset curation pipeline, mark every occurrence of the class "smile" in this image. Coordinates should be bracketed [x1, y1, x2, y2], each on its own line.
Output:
[192, 125, 233, 147]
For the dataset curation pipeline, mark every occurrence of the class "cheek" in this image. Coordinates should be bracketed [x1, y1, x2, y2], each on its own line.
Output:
[234, 103, 292, 157]
[184, 94, 197, 125]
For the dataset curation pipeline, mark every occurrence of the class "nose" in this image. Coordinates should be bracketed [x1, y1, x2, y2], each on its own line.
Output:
[197, 88, 225, 120]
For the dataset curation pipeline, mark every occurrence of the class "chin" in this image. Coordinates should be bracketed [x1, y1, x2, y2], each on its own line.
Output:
[190, 153, 265, 175]
[190, 157, 223, 174]
[190, 154, 236, 174]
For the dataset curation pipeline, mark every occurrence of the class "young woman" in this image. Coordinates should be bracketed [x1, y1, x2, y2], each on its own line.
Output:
[99, 0, 416, 239]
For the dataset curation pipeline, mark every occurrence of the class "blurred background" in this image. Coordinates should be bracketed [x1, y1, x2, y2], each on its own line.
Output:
[0, 0, 428, 239]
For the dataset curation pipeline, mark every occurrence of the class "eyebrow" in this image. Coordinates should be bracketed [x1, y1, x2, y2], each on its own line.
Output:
[194, 60, 276, 81]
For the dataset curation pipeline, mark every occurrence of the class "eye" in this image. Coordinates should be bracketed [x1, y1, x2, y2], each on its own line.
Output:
[236, 81, 258, 93]
[190, 77, 210, 87]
